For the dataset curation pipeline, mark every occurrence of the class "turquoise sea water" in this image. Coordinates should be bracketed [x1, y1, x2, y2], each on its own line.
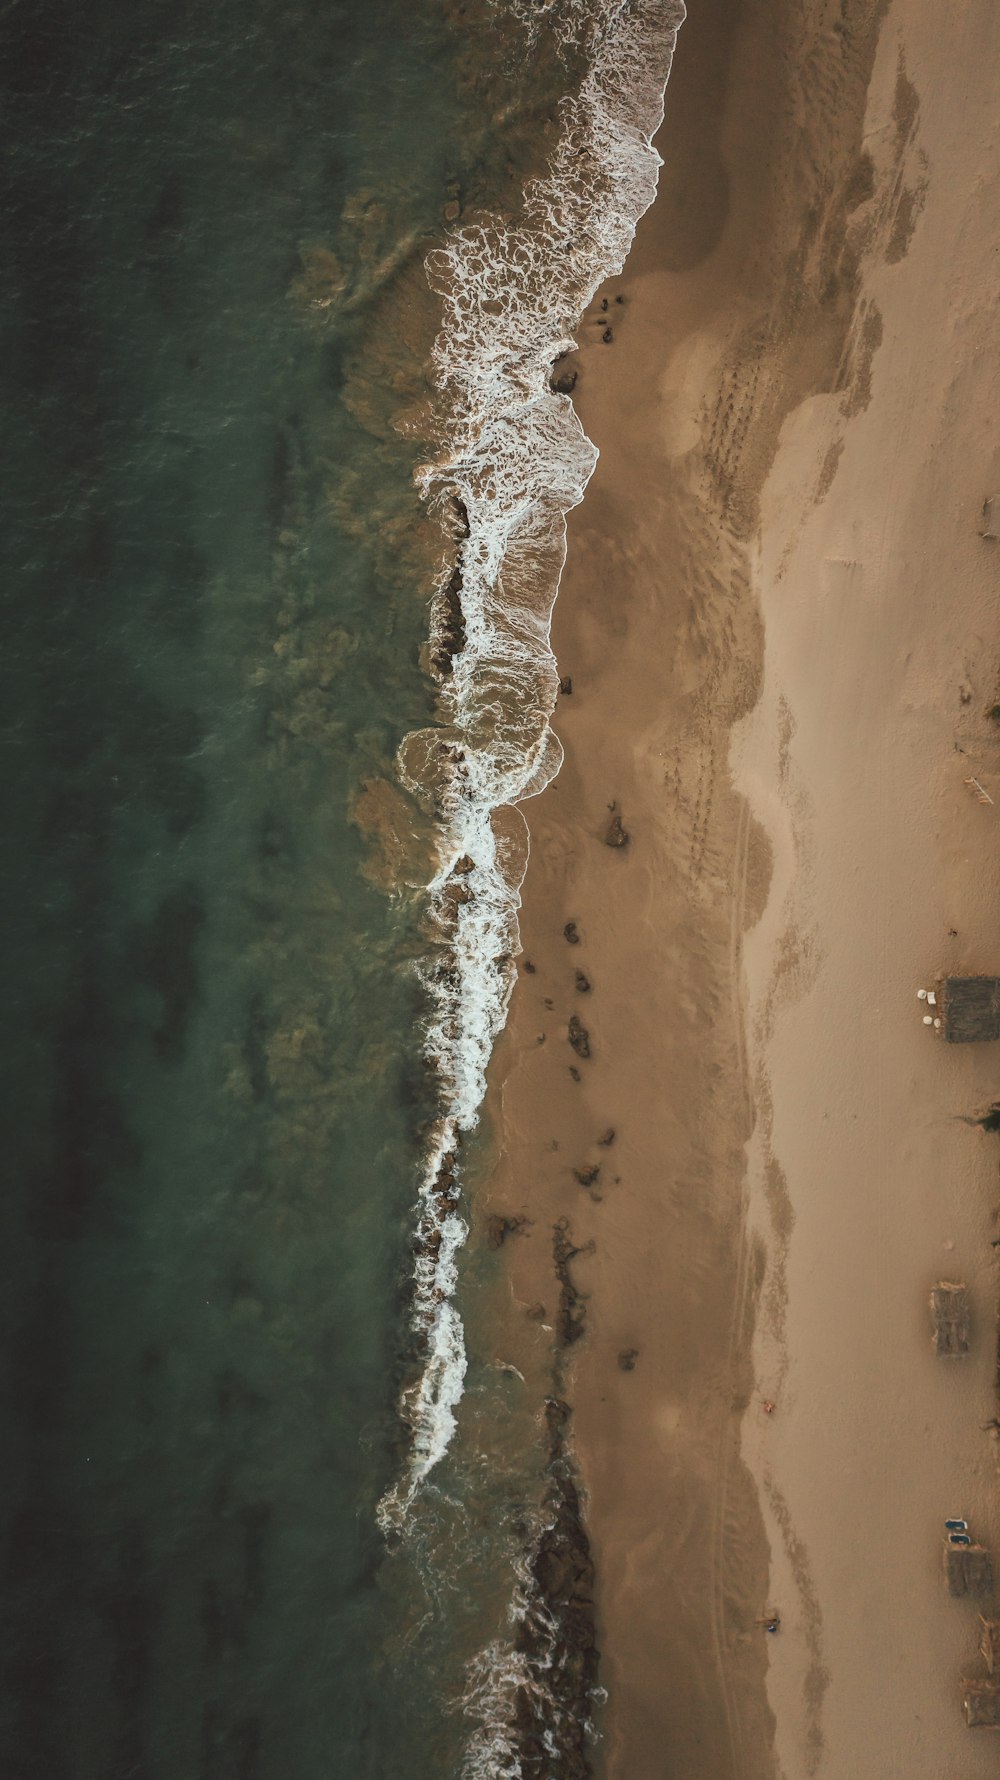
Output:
[1, 2, 679, 1774]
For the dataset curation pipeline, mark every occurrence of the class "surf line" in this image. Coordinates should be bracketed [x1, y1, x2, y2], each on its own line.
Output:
[378, 0, 685, 1536]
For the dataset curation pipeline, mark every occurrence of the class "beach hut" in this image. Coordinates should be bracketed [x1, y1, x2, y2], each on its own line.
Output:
[980, 1617, 1000, 1675]
[945, 1541, 994, 1598]
[930, 1282, 971, 1356]
[962, 1679, 1000, 1728]
[980, 496, 999, 540]
[938, 977, 1000, 1044]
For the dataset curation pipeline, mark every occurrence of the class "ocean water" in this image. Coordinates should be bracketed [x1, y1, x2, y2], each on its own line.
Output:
[0, 2, 681, 1776]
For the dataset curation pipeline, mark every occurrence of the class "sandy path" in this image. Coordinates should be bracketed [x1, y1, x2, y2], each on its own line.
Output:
[478, 0, 1000, 1774]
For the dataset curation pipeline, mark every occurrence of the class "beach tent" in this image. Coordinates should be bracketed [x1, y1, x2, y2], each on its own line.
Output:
[980, 1617, 1000, 1675]
[938, 977, 1000, 1044]
[945, 1541, 994, 1598]
[962, 1679, 1000, 1728]
[929, 1282, 971, 1356]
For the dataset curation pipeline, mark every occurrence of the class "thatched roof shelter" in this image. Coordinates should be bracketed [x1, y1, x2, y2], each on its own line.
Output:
[962, 1679, 1000, 1728]
[980, 1617, 1000, 1675]
[945, 1541, 993, 1597]
[930, 1281, 971, 1356]
[938, 977, 1000, 1043]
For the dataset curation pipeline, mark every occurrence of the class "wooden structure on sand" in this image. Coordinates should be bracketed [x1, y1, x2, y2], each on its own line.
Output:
[945, 1541, 994, 1598]
[930, 1281, 971, 1356]
[962, 1679, 1000, 1728]
[937, 977, 1000, 1043]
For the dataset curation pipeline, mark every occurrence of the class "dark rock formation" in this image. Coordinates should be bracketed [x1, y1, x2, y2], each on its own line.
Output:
[563, 920, 580, 944]
[567, 1016, 590, 1059]
[485, 1212, 530, 1250]
[442, 179, 463, 223]
[603, 810, 628, 848]
[617, 1348, 639, 1372]
[511, 1395, 599, 1779]
[432, 567, 465, 677]
[430, 497, 470, 675]
[574, 970, 591, 994]
[551, 368, 578, 395]
[550, 350, 578, 397]
[552, 1220, 593, 1348]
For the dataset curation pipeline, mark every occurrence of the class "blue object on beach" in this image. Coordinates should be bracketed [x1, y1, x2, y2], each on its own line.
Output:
[945, 1518, 969, 1531]
[948, 1533, 972, 1546]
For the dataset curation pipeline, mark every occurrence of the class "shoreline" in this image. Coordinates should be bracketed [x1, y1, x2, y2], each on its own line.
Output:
[479, 0, 1000, 1773]
[379, 0, 683, 1538]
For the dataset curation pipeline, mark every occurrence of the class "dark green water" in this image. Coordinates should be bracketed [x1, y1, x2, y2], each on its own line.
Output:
[0, 3, 519, 1773]
[1, 0, 680, 1770]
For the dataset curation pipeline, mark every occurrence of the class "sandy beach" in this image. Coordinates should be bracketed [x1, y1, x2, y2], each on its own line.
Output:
[480, 0, 1000, 1773]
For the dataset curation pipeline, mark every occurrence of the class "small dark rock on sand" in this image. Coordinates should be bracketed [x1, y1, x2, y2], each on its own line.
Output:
[604, 810, 629, 848]
[559, 675, 573, 695]
[601, 327, 613, 344]
[568, 1065, 581, 1082]
[573, 1165, 600, 1187]
[563, 920, 581, 945]
[574, 970, 591, 994]
[485, 1213, 530, 1250]
[567, 1015, 590, 1059]
[618, 1348, 639, 1371]
[597, 1127, 615, 1146]
[526, 1302, 548, 1322]
[522, 959, 536, 973]
[551, 368, 578, 395]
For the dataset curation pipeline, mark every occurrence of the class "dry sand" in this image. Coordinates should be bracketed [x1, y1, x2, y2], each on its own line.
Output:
[480, 0, 1000, 1774]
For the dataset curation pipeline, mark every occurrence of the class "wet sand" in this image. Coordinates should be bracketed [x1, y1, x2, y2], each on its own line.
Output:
[481, 0, 1000, 1774]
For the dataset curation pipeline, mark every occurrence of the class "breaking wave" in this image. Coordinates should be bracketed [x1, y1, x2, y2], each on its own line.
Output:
[378, 0, 684, 1541]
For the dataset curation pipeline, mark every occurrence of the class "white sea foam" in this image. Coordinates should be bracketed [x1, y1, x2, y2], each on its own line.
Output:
[380, 0, 685, 1551]
[455, 1508, 564, 1780]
